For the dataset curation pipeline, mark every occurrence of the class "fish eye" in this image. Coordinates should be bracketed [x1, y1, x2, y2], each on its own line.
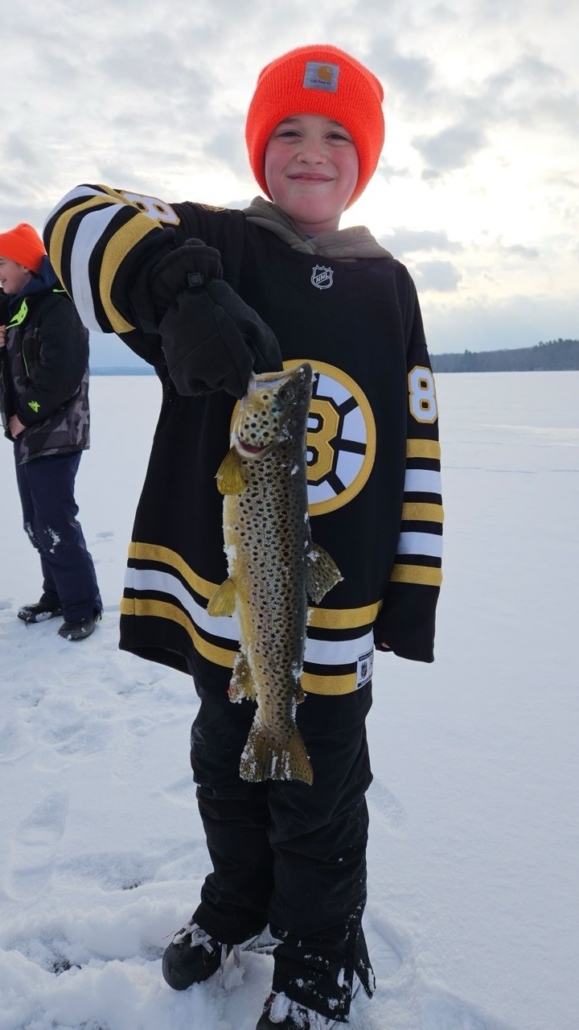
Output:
[278, 383, 296, 404]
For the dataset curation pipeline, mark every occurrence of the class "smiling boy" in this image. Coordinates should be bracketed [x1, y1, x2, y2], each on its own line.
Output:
[264, 115, 359, 234]
[44, 45, 442, 1029]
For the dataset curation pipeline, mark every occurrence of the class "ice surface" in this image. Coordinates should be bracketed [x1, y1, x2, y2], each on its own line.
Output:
[0, 372, 577, 1030]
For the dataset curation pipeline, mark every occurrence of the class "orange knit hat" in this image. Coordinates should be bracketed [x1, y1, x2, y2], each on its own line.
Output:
[0, 222, 46, 273]
[245, 45, 385, 208]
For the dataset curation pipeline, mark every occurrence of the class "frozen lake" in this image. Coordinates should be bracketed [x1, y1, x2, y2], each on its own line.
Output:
[1, 371, 577, 1030]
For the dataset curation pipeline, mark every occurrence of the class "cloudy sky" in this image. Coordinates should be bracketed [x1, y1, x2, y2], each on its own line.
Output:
[1, 0, 578, 358]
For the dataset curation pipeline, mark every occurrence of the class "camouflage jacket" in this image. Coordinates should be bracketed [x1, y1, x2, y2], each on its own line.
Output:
[0, 265, 90, 465]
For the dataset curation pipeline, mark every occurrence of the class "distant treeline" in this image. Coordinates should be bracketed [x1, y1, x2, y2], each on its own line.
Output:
[431, 338, 579, 373]
[91, 338, 579, 376]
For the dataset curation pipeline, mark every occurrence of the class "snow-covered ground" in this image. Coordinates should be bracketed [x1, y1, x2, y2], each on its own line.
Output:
[1, 371, 577, 1030]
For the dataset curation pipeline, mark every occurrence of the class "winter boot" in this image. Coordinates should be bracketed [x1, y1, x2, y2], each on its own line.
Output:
[58, 609, 101, 641]
[162, 918, 268, 990]
[256, 992, 340, 1029]
[162, 921, 229, 990]
[18, 600, 62, 623]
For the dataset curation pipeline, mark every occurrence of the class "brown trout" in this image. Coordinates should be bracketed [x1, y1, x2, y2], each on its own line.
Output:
[207, 363, 342, 784]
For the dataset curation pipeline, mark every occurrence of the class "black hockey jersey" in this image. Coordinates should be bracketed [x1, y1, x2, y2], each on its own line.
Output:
[44, 186, 443, 690]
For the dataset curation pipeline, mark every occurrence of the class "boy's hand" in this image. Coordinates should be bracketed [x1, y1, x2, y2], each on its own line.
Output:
[9, 414, 26, 437]
[150, 240, 224, 314]
[150, 241, 283, 398]
[0, 325, 6, 347]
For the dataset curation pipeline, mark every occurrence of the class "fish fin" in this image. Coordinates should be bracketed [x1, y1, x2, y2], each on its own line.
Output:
[229, 652, 257, 702]
[207, 577, 236, 617]
[306, 544, 343, 604]
[240, 723, 313, 785]
[216, 448, 246, 495]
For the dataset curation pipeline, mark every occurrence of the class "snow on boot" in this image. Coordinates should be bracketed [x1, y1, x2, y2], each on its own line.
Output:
[162, 918, 263, 990]
[18, 600, 62, 623]
[162, 921, 228, 990]
[57, 609, 101, 641]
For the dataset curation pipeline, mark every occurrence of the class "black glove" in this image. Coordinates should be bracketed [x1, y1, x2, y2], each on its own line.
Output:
[149, 240, 283, 399]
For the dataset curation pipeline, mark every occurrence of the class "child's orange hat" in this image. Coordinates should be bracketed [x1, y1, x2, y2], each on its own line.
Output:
[0, 222, 46, 273]
[245, 44, 385, 208]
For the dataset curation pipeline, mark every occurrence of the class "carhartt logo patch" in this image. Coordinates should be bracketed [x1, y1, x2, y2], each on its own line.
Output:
[303, 61, 340, 93]
[311, 265, 334, 290]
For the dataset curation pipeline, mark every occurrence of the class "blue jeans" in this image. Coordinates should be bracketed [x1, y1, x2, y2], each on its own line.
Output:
[15, 447, 102, 622]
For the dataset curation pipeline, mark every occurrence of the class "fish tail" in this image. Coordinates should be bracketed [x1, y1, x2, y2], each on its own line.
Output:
[240, 723, 313, 785]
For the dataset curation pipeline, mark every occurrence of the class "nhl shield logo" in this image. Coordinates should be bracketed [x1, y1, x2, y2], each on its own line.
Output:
[311, 265, 334, 290]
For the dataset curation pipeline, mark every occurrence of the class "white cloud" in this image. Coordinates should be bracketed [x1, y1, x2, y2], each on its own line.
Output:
[379, 228, 463, 255]
[0, 0, 577, 353]
[413, 260, 462, 292]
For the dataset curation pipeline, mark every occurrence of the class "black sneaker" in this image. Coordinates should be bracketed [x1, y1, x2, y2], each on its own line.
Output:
[256, 992, 338, 1029]
[57, 610, 101, 641]
[162, 921, 230, 990]
[18, 600, 62, 624]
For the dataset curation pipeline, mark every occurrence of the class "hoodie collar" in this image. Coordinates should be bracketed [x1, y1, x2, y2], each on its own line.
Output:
[243, 196, 392, 260]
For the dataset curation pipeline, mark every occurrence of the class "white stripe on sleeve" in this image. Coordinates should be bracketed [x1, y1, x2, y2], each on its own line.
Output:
[44, 185, 106, 228]
[404, 468, 442, 495]
[69, 203, 129, 331]
[397, 532, 443, 558]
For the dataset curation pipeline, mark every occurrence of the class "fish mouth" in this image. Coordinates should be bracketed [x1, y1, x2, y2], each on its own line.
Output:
[235, 437, 266, 456]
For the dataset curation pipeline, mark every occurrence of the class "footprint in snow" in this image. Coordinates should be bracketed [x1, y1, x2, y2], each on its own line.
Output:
[421, 985, 518, 1030]
[39, 709, 113, 758]
[57, 849, 158, 892]
[9, 791, 69, 899]
[163, 774, 196, 804]
[15, 790, 69, 847]
[363, 908, 410, 986]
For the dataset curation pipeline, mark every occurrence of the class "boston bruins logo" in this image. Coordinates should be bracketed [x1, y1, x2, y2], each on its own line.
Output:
[285, 359, 376, 515]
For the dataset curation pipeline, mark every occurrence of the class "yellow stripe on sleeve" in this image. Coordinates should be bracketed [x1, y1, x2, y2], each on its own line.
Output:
[390, 564, 442, 586]
[100, 216, 162, 333]
[406, 439, 441, 460]
[402, 502, 444, 523]
[48, 193, 119, 288]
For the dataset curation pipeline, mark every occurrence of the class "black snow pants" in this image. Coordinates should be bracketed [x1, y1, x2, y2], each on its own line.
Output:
[188, 668, 375, 1022]
[14, 447, 102, 622]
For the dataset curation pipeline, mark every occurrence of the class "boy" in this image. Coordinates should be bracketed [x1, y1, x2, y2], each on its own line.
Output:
[44, 44, 442, 1029]
[0, 223, 102, 640]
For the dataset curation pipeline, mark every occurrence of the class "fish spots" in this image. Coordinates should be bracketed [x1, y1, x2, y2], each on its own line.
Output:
[220, 366, 328, 783]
